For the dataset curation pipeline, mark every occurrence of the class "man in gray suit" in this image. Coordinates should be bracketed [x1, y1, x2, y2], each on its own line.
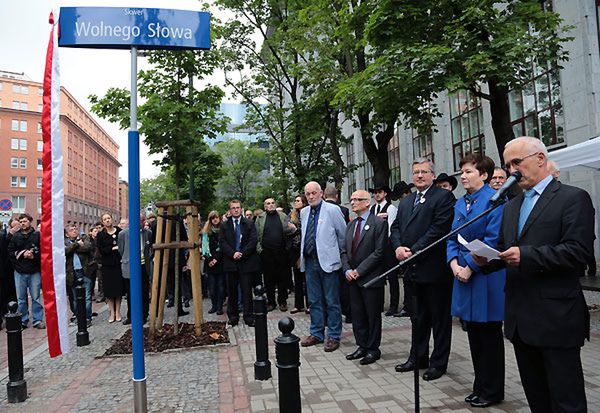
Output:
[342, 190, 388, 365]
[118, 213, 153, 325]
[300, 181, 347, 352]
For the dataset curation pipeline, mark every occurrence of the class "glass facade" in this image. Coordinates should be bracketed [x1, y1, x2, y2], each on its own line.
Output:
[449, 90, 485, 171]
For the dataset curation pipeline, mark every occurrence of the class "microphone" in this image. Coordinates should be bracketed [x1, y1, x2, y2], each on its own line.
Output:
[490, 171, 522, 203]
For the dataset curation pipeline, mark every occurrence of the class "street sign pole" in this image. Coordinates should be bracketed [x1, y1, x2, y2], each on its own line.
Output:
[128, 45, 147, 413]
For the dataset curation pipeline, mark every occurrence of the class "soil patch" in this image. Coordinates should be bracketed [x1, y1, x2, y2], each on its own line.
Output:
[103, 321, 229, 356]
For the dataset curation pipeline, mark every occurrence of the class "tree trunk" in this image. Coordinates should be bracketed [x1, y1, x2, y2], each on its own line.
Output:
[359, 113, 393, 187]
[487, 79, 515, 164]
[326, 108, 345, 189]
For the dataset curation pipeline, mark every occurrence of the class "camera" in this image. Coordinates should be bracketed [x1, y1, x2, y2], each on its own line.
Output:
[30, 245, 40, 255]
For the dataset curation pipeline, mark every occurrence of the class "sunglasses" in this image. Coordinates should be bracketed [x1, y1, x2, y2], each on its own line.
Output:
[504, 152, 539, 170]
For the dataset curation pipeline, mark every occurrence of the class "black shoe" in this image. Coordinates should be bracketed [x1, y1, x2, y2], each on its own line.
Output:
[245, 319, 255, 327]
[216, 310, 224, 315]
[228, 319, 239, 327]
[166, 300, 174, 308]
[122, 318, 131, 325]
[183, 300, 190, 308]
[470, 396, 501, 408]
[208, 308, 217, 314]
[360, 353, 380, 365]
[178, 310, 189, 317]
[21, 323, 28, 330]
[395, 359, 428, 373]
[423, 367, 446, 381]
[384, 308, 397, 317]
[92, 312, 98, 317]
[394, 309, 411, 317]
[464, 393, 478, 403]
[344, 316, 352, 324]
[346, 348, 367, 360]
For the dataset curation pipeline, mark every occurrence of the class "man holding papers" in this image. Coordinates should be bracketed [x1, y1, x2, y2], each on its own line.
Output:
[447, 154, 506, 408]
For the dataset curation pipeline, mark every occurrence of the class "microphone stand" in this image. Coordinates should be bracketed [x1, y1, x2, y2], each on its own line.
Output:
[365, 197, 507, 413]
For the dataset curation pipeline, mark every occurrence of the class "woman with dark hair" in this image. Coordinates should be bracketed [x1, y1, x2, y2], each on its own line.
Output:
[96, 213, 123, 323]
[447, 153, 506, 408]
[202, 210, 225, 314]
[289, 194, 308, 314]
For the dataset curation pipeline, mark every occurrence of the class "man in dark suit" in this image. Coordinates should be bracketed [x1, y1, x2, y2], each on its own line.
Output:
[390, 157, 455, 381]
[475, 136, 594, 412]
[219, 199, 261, 327]
[342, 190, 388, 365]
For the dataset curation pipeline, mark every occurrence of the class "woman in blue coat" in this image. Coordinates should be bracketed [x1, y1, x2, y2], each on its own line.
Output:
[447, 153, 506, 408]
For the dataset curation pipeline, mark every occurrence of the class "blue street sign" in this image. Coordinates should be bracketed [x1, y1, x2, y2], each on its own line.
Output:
[0, 199, 12, 211]
[58, 7, 210, 50]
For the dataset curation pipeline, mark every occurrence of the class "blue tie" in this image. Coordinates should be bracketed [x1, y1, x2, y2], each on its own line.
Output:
[413, 192, 422, 210]
[304, 207, 317, 258]
[234, 219, 241, 250]
[518, 189, 536, 237]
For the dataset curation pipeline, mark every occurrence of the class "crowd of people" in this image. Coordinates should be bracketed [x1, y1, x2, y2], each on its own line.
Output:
[0, 135, 594, 412]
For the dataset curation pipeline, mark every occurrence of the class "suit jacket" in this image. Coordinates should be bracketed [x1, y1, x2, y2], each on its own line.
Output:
[255, 210, 295, 254]
[495, 179, 594, 348]
[65, 235, 93, 285]
[325, 199, 350, 223]
[300, 200, 347, 273]
[219, 216, 261, 274]
[118, 228, 153, 279]
[390, 185, 455, 284]
[342, 213, 389, 288]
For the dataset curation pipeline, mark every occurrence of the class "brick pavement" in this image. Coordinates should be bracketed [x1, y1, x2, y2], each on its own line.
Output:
[1, 293, 600, 412]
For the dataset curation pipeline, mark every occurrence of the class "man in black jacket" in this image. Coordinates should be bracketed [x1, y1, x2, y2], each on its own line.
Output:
[219, 199, 261, 327]
[390, 158, 455, 381]
[475, 137, 594, 412]
[8, 213, 44, 329]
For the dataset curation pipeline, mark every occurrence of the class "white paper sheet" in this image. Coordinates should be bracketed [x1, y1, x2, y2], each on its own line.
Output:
[458, 234, 500, 261]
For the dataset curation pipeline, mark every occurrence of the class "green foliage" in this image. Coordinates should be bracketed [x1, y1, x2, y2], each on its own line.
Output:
[213, 139, 269, 206]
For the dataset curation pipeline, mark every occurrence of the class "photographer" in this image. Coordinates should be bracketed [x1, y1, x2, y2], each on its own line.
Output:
[65, 224, 94, 326]
[8, 213, 44, 329]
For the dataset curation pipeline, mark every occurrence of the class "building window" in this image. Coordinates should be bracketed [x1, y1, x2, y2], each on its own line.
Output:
[346, 142, 356, 195]
[388, 133, 401, 185]
[10, 157, 18, 168]
[21, 86, 29, 95]
[19, 177, 27, 188]
[37, 158, 42, 170]
[20, 158, 27, 169]
[37, 141, 43, 152]
[19, 139, 27, 150]
[37, 197, 42, 213]
[37, 123, 42, 133]
[11, 139, 19, 150]
[37, 177, 42, 189]
[412, 130, 434, 164]
[38, 87, 43, 96]
[20, 120, 27, 132]
[449, 89, 485, 171]
[11, 120, 18, 131]
[12, 196, 25, 212]
[12, 101, 19, 109]
[38, 104, 43, 112]
[12, 84, 19, 93]
[10, 177, 17, 187]
[509, 62, 564, 147]
[20, 102, 28, 111]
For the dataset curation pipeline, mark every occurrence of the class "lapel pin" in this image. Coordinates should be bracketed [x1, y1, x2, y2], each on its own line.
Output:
[364, 225, 370, 231]
[420, 197, 426, 204]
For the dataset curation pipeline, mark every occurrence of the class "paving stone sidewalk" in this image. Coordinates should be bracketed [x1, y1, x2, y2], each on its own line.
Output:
[2, 292, 600, 412]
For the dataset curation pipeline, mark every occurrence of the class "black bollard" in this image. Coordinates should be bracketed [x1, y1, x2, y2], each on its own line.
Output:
[253, 285, 271, 380]
[6, 301, 27, 403]
[274, 317, 301, 413]
[75, 281, 90, 347]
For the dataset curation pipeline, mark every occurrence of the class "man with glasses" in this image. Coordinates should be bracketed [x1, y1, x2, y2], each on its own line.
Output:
[219, 199, 261, 327]
[390, 158, 455, 381]
[300, 181, 347, 352]
[474, 136, 594, 412]
[342, 190, 388, 365]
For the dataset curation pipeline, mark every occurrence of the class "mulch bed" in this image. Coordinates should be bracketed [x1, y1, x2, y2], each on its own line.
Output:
[103, 321, 229, 356]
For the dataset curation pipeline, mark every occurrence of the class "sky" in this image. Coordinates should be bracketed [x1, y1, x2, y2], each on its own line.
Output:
[0, 0, 227, 181]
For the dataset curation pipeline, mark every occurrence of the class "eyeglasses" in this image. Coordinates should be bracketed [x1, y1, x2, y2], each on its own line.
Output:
[412, 170, 432, 176]
[504, 152, 539, 170]
[349, 197, 369, 202]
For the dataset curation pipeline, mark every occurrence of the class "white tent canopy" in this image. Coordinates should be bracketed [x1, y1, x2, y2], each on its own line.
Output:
[550, 136, 600, 171]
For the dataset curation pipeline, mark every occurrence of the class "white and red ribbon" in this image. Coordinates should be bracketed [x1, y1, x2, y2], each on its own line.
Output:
[41, 10, 69, 357]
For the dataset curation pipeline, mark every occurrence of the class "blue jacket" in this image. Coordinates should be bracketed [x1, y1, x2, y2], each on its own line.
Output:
[447, 184, 505, 322]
